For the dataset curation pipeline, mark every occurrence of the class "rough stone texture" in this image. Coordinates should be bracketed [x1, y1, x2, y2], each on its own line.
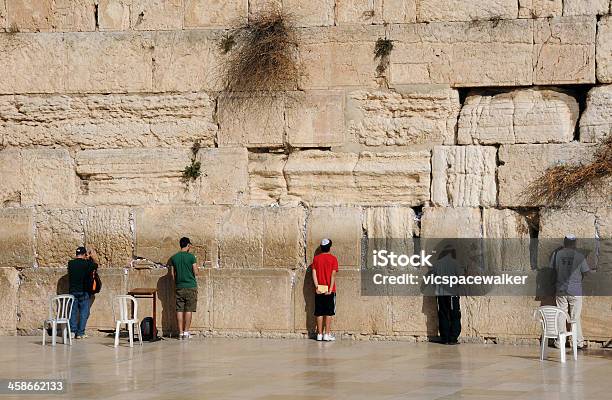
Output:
[197, 148, 249, 205]
[462, 297, 541, 339]
[0, 149, 77, 207]
[420, 207, 481, 238]
[76, 148, 194, 206]
[83, 208, 132, 268]
[283, 0, 335, 27]
[84, 269, 126, 331]
[248, 153, 288, 206]
[458, 89, 579, 144]
[431, 146, 497, 207]
[390, 296, 437, 336]
[482, 209, 531, 272]
[262, 207, 306, 268]
[131, 0, 183, 30]
[7, 0, 96, 32]
[0, 92, 218, 149]
[0, 208, 34, 268]
[211, 269, 293, 331]
[382, 0, 417, 23]
[286, 91, 345, 147]
[540, 208, 597, 238]
[184, 0, 247, 28]
[17, 268, 66, 334]
[0, 1, 6, 31]
[363, 207, 419, 239]
[346, 87, 460, 146]
[97, 0, 130, 31]
[35, 209, 83, 268]
[597, 17, 612, 83]
[497, 143, 608, 207]
[580, 86, 612, 142]
[134, 206, 224, 267]
[335, 0, 384, 25]
[217, 96, 284, 148]
[533, 16, 596, 85]
[0, 268, 19, 334]
[518, 0, 562, 17]
[416, 0, 518, 22]
[285, 150, 430, 206]
[306, 207, 362, 268]
[597, 208, 612, 239]
[563, 0, 609, 15]
[582, 296, 612, 339]
[299, 25, 383, 89]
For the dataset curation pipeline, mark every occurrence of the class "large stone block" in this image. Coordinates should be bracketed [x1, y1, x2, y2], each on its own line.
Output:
[597, 208, 612, 239]
[518, 0, 562, 18]
[563, 0, 609, 15]
[6, 0, 96, 32]
[363, 207, 419, 239]
[35, 209, 83, 268]
[533, 16, 596, 84]
[580, 86, 612, 143]
[286, 91, 345, 147]
[391, 296, 437, 336]
[306, 207, 362, 268]
[582, 296, 612, 340]
[131, 0, 183, 30]
[75, 148, 194, 206]
[97, 0, 130, 31]
[0, 92, 218, 149]
[65, 32, 153, 93]
[540, 208, 597, 238]
[347, 87, 460, 147]
[0, 208, 33, 268]
[416, 0, 518, 22]
[17, 268, 66, 334]
[0, 33, 65, 94]
[462, 297, 541, 339]
[134, 206, 225, 267]
[458, 89, 579, 144]
[197, 148, 249, 205]
[420, 207, 481, 238]
[184, 0, 248, 28]
[431, 146, 497, 207]
[0, 148, 77, 207]
[597, 16, 612, 83]
[211, 269, 293, 331]
[482, 209, 531, 272]
[389, 19, 533, 87]
[382, 0, 417, 24]
[282, 0, 335, 27]
[335, 0, 384, 25]
[83, 208, 132, 268]
[262, 207, 306, 268]
[0, 268, 19, 334]
[248, 153, 288, 206]
[152, 30, 223, 92]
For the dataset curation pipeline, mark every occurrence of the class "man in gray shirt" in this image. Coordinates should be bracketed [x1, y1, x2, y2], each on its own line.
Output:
[550, 235, 591, 349]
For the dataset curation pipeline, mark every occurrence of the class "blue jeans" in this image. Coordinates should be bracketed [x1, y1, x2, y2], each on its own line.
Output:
[69, 292, 91, 336]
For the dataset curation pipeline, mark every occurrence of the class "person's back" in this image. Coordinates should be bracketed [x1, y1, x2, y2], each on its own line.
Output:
[67, 247, 98, 339]
[552, 247, 590, 296]
[170, 237, 198, 340]
[171, 251, 197, 289]
[68, 258, 96, 293]
[312, 253, 338, 292]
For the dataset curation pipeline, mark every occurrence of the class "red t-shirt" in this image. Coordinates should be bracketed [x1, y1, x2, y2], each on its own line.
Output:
[312, 253, 339, 292]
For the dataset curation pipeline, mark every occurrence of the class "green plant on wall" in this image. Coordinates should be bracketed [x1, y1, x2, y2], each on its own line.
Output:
[182, 141, 202, 185]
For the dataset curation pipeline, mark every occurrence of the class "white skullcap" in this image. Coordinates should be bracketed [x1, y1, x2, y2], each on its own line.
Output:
[564, 234, 576, 240]
[321, 238, 331, 246]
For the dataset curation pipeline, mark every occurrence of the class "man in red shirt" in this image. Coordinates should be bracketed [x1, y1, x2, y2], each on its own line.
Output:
[312, 238, 338, 341]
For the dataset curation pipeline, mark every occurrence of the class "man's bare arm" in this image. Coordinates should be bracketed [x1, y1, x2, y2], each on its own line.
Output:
[327, 270, 337, 295]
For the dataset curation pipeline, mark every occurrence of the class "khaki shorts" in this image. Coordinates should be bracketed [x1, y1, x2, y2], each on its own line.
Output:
[176, 288, 198, 312]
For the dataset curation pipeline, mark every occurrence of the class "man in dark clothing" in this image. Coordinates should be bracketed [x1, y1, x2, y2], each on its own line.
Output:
[169, 237, 198, 340]
[68, 247, 98, 339]
[432, 245, 463, 345]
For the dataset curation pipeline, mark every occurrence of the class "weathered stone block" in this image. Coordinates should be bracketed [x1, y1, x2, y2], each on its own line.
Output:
[533, 16, 596, 84]
[131, 0, 183, 30]
[597, 208, 612, 239]
[0, 1, 6, 31]
[17, 268, 66, 334]
[197, 148, 248, 205]
[76, 148, 194, 206]
[211, 269, 293, 331]
[540, 208, 597, 238]
[7, 0, 96, 32]
[262, 207, 306, 268]
[184, 0, 248, 28]
[0, 268, 19, 334]
[286, 91, 345, 147]
[389, 20, 533, 87]
[382, 0, 416, 23]
[431, 146, 497, 207]
[420, 207, 481, 238]
[482, 209, 531, 272]
[391, 296, 437, 335]
[458, 89, 579, 144]
[0, 92, 218, 149]
[580, 86, 612, 143]
[597, 17, 612, 83]
[363, 207, 419, 239]
[134, 206, 224, 267]
[347, 87, 460, 146]
[335, 0, 383, 25]
[582, 296, 612, 340]
[217, 96, 285, 148]
[35, 209, 83, 268]
[65, 32, 154, 93]
[306, 207, 362, 268]
[83, 208, 132, 268]
[563, 0, 609, 16]
[0, 208, 33, 268]
[518, 0, 562, 18]
[462, 297, 541, 339]
[283, 0, 335, 27]
[248, 153, 288, 205]
[0, 33, 65, 94]
[0, 149, 77, 207]
[152, 30, 223, 92]
[417, 0, 518, 22]
[97, 0, 130, 31]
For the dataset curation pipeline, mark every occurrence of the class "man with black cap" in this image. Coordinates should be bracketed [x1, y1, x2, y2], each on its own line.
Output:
[68, 247, 98, 339]
[169, 237, 198, 339]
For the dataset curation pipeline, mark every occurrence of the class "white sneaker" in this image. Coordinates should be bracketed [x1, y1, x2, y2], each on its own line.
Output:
[184, 331, 191, 339]
[70, 332, 75, 339]
[179, 332, 185, 340]
[323, 334, 336, 342]
[316, 334, 323, 341]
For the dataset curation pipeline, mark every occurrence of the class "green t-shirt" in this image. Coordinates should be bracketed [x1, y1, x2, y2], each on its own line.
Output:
[68, 258, 97, 293]
[170, 251, 197, 289]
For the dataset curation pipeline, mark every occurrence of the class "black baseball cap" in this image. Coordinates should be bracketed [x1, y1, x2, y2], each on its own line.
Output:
[76, 247, 87, 256]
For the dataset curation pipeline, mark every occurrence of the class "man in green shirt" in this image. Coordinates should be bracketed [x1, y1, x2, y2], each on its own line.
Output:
[169, 237, 198, 339]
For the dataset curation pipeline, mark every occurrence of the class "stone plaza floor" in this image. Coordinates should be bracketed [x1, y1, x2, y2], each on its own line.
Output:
[1, 336, 611, 399]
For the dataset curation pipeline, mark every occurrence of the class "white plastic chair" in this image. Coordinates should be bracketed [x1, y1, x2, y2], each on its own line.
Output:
[535, 306, 578, 363]
[113, 295, 143, 348]
[43, 295, 75, 346]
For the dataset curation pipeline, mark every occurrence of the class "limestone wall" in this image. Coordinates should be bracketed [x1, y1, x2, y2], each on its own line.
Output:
[0, 0, 611, 343]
